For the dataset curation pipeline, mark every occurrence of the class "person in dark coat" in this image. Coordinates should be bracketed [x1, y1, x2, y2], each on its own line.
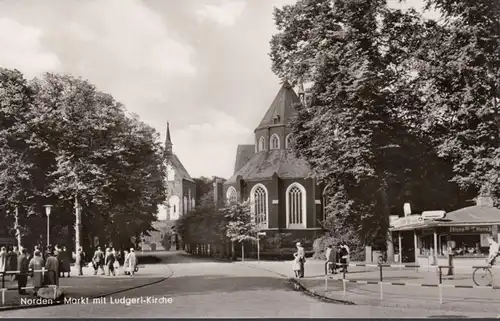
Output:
[45, 251, 59, 286]
[17, 248, 29, 294]
[105, 248, 116, 276]
[9, 246, 19, 281]
[5, 247, 13, 274]
[28, 250, 45, 296]
[325, 244, 337, 275]
[92, 247, 105, 275]
[338, 243, 348, 273]
[60, 246, 71, 277]
[75, 247, 85, 276]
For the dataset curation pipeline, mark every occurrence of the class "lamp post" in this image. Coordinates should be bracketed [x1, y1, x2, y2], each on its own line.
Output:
[44, 205, 52, 248]
[75, 196, 82, 252]
[257, 232, 266, 263]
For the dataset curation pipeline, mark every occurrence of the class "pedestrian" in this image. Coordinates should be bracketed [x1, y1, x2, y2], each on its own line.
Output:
[339, 243, 348, 273]
[105, 248, 116, 276]
[0, 247, 7, 274]
[113, 249, 120, 275]
[128, 248, 137, 276]
[292, 252, 301, 277]
[28, 250, 45, 296]
[9, 246, 19, 281]
[61, 246, 71, 277]
[341, 241, 350, 265]
[486, 235, 499, 288]
[75, 247, 85, 276]
[92, 246, 105, 275]
[123, 250, 130, 275]
[325, 244, 337, 275]
[295, 242, 305, 278]
[45, 251, 59, 286]
[17, 248, 29, 294]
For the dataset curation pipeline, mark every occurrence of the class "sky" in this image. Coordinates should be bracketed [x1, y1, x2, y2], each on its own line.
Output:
[0, 0, 436, 179]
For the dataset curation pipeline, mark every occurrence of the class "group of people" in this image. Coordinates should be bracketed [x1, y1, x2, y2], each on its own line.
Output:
[0, 245, 65, 296]
[325, 241, 350, 275]
[89, 246, 138, 277]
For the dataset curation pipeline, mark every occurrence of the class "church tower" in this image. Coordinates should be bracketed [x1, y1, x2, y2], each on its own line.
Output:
[165, 122, 173, 156]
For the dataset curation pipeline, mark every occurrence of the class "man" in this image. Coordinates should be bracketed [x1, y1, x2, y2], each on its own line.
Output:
[9, 246, 19, 281]
[17, 248, 29, 294]
[105, 248, 116, 276]
[325, 244, 337, 275]
[295, 242, 305, 278]
[0, 247, 6, 274]
[92, 247, 105, 275]
[45, 251, 59, 286]
[75, 247, 85, 276]
[60, 246, 71, 278]
[487, 235, 499, 266]
[339, 243, 349, 273]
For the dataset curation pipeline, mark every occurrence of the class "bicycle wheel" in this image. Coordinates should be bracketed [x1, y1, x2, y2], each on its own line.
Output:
[472, 268, 492, 286]
[377, 256, 383, 265]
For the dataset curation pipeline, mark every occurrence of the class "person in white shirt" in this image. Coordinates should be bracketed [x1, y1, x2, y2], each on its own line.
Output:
[487, 235, 499, 266]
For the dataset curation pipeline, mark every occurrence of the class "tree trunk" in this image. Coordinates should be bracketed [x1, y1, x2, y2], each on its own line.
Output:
[380, 182, 394, 263]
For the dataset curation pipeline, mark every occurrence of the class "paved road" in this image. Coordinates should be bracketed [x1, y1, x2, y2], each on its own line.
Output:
[0, 252, 497, 318]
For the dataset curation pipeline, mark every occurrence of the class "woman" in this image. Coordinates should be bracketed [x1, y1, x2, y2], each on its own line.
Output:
[45, 251, 59, 286]
[112, 249, 120, 275]
[123, 250, 130, 275]
[28, 250, 45, 296]
[292, 252, 301, 277]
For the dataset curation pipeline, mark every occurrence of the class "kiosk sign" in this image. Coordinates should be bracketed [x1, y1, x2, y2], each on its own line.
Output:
[449, 226, 492, 234]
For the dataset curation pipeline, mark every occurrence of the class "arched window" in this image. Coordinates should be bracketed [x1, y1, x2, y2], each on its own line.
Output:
[169, 195, 180, 220]
[286, 183, 307, 228]
[183, 196, 188, 214]
[258, 136, 265, 151]
[285, 134, 293, 149]
[191, 197, 195, 209]
[226, 186, 237, 203]
[250, 184, 268, 228]
[270, 134, 280, 150]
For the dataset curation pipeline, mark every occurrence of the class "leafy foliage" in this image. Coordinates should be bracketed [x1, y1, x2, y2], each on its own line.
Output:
[0, 69, 167, 249]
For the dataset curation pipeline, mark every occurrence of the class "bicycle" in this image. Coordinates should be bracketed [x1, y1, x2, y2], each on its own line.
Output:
[472, 265, 492, 287]
[377, 251, 387, 265]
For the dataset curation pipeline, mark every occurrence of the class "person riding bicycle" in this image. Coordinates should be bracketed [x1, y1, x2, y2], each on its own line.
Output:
[486, 235, 499, 266]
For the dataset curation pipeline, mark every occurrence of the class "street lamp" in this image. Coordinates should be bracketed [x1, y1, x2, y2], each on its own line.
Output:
[44, 205, 52, 247]
[257, 232, 266, 263]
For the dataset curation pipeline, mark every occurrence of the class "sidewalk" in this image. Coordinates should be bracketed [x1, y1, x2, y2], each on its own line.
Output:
[241, 261, 500, 314]
[0, 264, 172, 310]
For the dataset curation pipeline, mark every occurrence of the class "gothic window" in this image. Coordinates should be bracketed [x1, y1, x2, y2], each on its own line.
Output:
[258, 136, 265, 151]
[169, 195, 180, 220]
[226, 187, 237, 203]
[270, 134, 280, 150]
[183, 196, 188, 214]
[285, 133, 293, 149]
[286, 183, 307, 228]
[250, 184, 268, 227]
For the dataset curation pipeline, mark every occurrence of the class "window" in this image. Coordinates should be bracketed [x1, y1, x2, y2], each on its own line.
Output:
[285, 134, 293, 149]
[258, 136, 265, 151]
[191, 197, 195, 209]
[273, 115, 280, 124]
[226, 186, 237, 203]
[183, 196, 188, 214]
[286, 183, 307, 228]
[270, 134, 280, 150]
[169, 195, 180, 220]
[250, 184, 268, 228]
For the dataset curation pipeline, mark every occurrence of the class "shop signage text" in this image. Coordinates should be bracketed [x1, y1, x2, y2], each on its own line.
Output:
[449, 226, 492, 234]
[391, 215, 424, 228]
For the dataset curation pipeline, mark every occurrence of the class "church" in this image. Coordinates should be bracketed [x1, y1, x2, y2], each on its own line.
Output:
[222, 81, 326, 241]
[143, 123, 196, 250]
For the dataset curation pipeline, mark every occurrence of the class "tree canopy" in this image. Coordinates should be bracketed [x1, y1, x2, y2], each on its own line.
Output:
[0, 69, 167, 249]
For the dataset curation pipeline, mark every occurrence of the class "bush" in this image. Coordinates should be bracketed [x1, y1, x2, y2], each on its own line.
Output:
[248, 248, 314, 261]
[312, 236, 337, 260]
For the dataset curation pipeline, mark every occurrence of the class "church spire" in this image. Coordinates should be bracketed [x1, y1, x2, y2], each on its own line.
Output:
[165, 122, 173, 155]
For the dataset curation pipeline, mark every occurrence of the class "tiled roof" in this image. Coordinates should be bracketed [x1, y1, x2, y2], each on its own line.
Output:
[439, 206, 500, 224]
[256, 81, 301, 130]
[168, 154, 194, 182]
[234, 144, 255, 174]
[225, 149, 312, 185]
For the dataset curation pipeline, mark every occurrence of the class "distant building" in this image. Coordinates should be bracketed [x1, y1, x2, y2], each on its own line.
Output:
[220, 81, 326, 242]
[144, 123, 196, 251]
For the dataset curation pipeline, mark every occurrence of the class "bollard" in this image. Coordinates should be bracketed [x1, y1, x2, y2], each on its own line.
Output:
[342, 279, 346, 296]
[325, 275, 328, 292]
[342, 264, 346, 280]
[379, 264, 383, 282]
[447, 254, 454, 276]
[438, 267, 442, 284]
[379, 282, 383, 301]
[53, 286, 57, 300]
[438, 285, 443, 304]
[1, 272, 4, 289]
[1, 289, 4, 305]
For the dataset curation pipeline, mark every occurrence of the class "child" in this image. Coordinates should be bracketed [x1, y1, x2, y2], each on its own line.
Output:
[292, 252, 301, 277]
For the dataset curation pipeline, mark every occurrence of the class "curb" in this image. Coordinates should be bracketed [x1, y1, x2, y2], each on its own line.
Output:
[0, 264, 174, 312]
[240, 263, 355, 305]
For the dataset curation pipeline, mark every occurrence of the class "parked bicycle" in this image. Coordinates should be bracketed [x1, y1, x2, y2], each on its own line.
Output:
[472, 265, 492, 287]
[377, 251, 388, 265]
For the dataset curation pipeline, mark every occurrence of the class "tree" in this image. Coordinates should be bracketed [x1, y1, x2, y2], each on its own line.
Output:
[193, 176, 213, 205]
[412, 0, 500, 201]
[269, 0, 471, 252]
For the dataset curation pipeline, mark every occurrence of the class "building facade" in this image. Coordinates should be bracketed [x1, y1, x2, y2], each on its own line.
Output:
[144, 123, 196, 251]
[222, 81, 325, 242]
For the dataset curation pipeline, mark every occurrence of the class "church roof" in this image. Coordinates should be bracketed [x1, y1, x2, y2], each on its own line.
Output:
[225, 149, 311, 185]
[256, 81, 301, 130]
[234, 144, 255, 174]
[167, 153, 194, 183]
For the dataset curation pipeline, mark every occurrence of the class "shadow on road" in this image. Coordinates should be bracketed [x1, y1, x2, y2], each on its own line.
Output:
[136, 275, 292, 297]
